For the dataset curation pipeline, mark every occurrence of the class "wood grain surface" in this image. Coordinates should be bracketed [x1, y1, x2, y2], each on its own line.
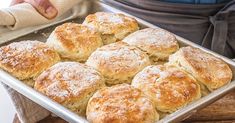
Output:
[13, 90, 235, 123]
[186, 90, 235, 122]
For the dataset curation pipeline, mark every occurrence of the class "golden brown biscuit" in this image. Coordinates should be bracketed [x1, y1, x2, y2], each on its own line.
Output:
[83, 12, 139, 44]
[86, 42, 150, 85]
[168, 46, 232, 91]
[47, 23, 103, 62]
[34, 62, 105, 115]
[123, 28, 179, 62]
[132, 65, 201, 113]
[86, 84, 159, 123]
[0, 41, 60, 85]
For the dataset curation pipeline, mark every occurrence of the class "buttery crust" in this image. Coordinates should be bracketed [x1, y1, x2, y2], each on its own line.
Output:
[86, 42, 150, 85]
[168, 46, 233, 91]
[0, 41, 60, 82]
[34, 62, 106, 115]
[132, 65, 201, 113]
[83, 12, 139, 44]
[86, 84, 159, 123]
[46, 23, 103, 62]
[123, 28, 179, 62]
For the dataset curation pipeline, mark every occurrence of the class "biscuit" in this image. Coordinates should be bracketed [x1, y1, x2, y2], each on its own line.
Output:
[123, 28, 179, 62]
[86, 42, 150, 85]
[47, 23, 103, 62]
[132, 65, 201, 113]
[0, 41, 60, 86]
[34, 62, 105, 115]
[83, 12, 139, 44]
[86, 84, 159, 123]
[168, 46, 233, 91]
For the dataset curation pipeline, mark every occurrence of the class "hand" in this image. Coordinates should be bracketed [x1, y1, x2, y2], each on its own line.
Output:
[11, 0, 58, 19]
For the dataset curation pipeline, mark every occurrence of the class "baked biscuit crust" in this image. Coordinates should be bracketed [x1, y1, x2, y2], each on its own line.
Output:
[132, 65, 201, 113]
[86, 42, 150, 85]
[83, 12, 139, 44]
[47, 23, 103, 61]
[34, 62, 105, 115]
[0, 41, 60, 81]
[168, 46, 232, 91]
[86, 84, 159, 123]
[123, 28, 179, 62]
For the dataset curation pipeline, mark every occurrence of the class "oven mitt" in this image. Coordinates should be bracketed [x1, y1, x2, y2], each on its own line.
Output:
[0, 0, 86, 30]
[2, 83, 50, 123]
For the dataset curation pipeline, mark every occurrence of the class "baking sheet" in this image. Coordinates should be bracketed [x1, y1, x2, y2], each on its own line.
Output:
[0, 1, 235, 123]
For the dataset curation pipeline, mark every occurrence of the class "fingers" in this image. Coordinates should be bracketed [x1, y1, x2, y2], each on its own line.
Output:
[10, 0, 24, 6]
[25, 0, 58, 19]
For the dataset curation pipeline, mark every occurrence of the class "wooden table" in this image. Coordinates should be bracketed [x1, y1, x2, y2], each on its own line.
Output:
[13, 90, 235, 123]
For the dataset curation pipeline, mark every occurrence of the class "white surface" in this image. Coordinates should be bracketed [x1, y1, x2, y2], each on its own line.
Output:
[0, 84, 16, 123]
[0, 0, 11, 8]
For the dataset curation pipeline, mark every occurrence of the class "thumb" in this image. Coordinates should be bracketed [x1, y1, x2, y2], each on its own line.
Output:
[24, 0, 58, 19]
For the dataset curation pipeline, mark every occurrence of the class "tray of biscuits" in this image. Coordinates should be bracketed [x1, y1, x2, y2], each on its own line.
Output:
[0, 1, 235, 123]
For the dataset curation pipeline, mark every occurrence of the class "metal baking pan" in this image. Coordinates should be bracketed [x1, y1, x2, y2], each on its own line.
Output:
[1, 1, 235, 123]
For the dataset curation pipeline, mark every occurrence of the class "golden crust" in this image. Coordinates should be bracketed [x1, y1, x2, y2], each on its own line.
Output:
[123, 28, 179, 62]
[86, 42, 151, 85]
[34, 62, 105, 115]
[168, 46, 233, 91]
[132, 65, 201, 113]
[0, 41, 60, 81]
[46, 23, 103, 62]
[86, 84, 159, 123]
[83, 12, 139, 44]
